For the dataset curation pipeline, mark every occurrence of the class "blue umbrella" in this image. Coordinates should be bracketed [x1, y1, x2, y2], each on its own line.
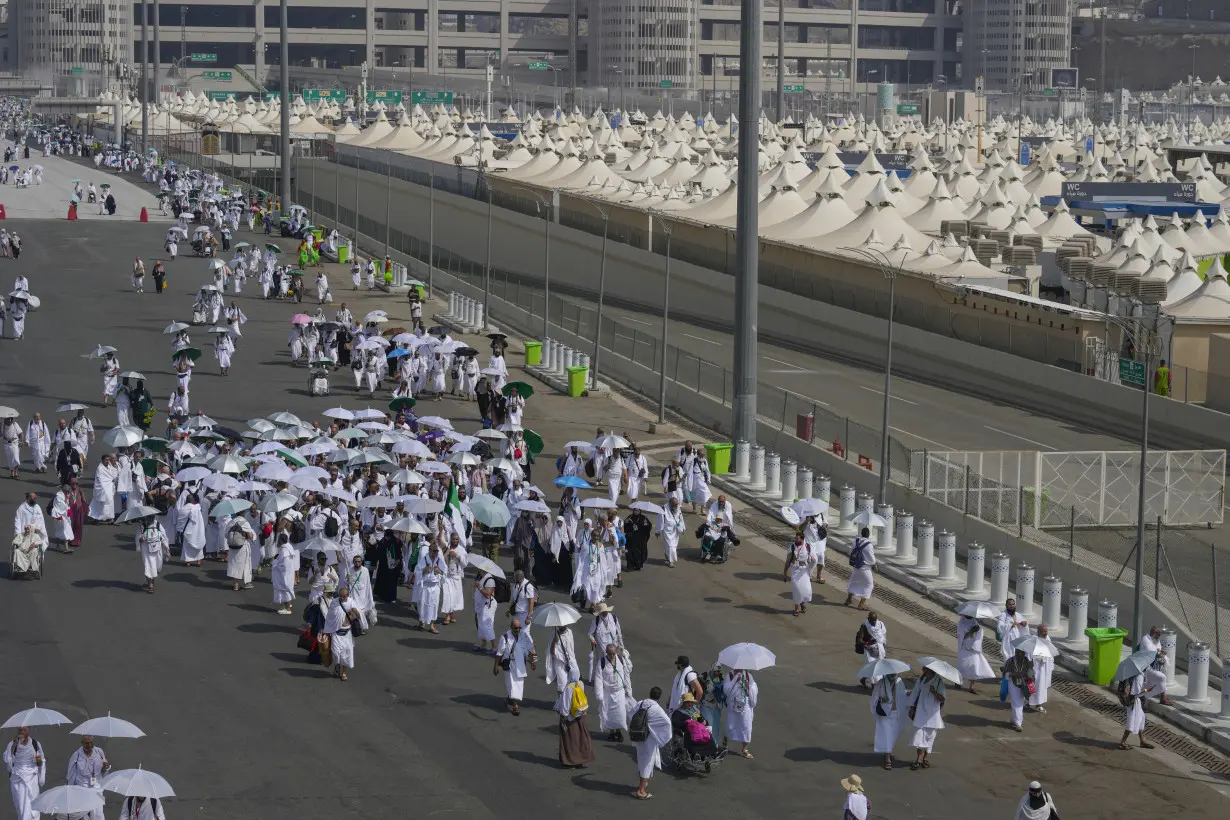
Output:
[386, 348, 411, 359]
[553, 476, 591, 490]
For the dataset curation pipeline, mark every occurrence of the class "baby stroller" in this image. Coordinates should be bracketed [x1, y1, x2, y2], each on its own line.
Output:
[309, 361, 332, 396]
[192, 227, 216, 258]
[696, 521, 739, 564]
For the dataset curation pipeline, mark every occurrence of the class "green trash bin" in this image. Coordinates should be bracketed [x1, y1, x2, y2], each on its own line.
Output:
[566, 366, 588, 398]
[524, 340, 543, 367]
[704, 442, 734, 475]
[1084, 627, 1128, 685]
[338, 245, 350, 264]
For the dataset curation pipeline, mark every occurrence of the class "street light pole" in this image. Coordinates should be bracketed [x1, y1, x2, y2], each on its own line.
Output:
[657, 215, 673, 425]
[383, 154, 391, 259]
[484, 172, 493, 330]
[140, 0, 148, 156]
[576, 198, 610, 386]
[279, 0, 290, 218]
[732, 0, 762, 445]
[1133, 343, 1151, 648]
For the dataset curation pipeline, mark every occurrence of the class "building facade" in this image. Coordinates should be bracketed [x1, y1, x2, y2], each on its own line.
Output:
[963, 0, 1071, 91]
[589, 0, 699, 90]
[12, 0, 133, 94]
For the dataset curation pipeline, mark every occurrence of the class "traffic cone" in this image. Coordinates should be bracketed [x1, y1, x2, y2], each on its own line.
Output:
[139, 206, 148, 223]
[67, 203, 77, 221]
[0, 204, 7, 219]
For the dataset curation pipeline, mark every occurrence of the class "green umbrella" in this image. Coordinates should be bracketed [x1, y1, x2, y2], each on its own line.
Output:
[173, 347, 203, 362]
[523, 429, 544, 455]
[469, 494, 512, 528]
[273, 448, 309, 468]
[140, 436, 169, 453]
[141, 457, 167, 477]
[264, 243, 282, 254]
[502, 381, 534, 399]
[389, 396, 417, 412]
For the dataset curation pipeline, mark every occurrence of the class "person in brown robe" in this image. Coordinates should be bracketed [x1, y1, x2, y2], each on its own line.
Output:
[558, 682, 595, 768]
[67, 477, 88, 548]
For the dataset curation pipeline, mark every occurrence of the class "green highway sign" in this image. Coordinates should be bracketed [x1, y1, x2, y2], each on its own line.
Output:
[366, 90, 404, 104]
[660, 80, 673, 89]
[528, 61, 549, 70]
[896, 102, 920, 115]
[205, 90, 233, 101]
[301, 89, 346, 103]
[410, 90, 454, 106]
[202, 70, 232, 81]
[191, 52, 217, 63]
[784, 84, 804, 93]
[1119, 358, 1146, 387]
[1041, 88, 1058, 97]
[70, 66, 83, 75]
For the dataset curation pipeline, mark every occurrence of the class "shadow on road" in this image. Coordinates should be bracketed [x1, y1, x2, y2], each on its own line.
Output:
[71, 578, 144, 592]
[783, 746, 883, 766]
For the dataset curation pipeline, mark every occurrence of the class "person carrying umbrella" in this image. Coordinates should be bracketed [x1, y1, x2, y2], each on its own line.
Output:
[3, 725, 47, 820]
[493, 618, 537, 716]
[1116, 650, 1158, 750]
[138, 512, 171, 593]
[907, 666, 947, 770]
[65, 735, 109, 820]
[1001, 647, 1035, 733]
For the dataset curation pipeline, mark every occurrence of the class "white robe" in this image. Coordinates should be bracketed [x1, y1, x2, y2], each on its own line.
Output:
[593, 655, 634, 731]
[65, 745, 108, 820]
[88, 462, 119, 521]
[138, 523, 170, 579]
[24, 422, 49, 470]
[3, 738, 45, 820]
[956, 617, 996, 681]
[474, 584, 498, 642]
[49, 491, 73, 543]
[870, 677, 906, 753]
[418, 552, 446, 623]
[342, 565, 375, 616]
[788, 542, 815, 603]
[2, 422, 21, 469]
[442, 547, 467, 614]
[571, 539, 606, 607]
[725, 672, 757, 743]
[632, 700, 672, 778]
[658, 507, 686, 562]
[545, 628, 581, 692]
[1124, 674, 1148, 734]
[177, 503, 206, 562]
[846, 537, 876, 598]
[908, 678, 946, 751]
[272, 544, 298, 605]
[996, 610, 1029, 662]
[324, 599, 366, 668]
[497, 628, 536, 701]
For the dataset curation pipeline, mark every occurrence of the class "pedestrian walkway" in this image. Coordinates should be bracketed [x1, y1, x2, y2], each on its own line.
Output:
[0, 144, 169, 222]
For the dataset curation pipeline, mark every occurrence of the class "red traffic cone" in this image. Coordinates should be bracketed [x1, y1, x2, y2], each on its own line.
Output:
[67, 203, 77, 221]
[139, 206, 148, 223]
[0, 204, 7, 219]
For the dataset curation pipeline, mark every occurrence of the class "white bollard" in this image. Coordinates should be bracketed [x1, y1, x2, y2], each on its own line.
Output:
[1015, 564, 1036, 620]
[780, 459, 797, 502]
[989, 553, 1011, 605]
[798, 467, 814, 502]
[937, 530, 957, 580]
[1067, 588, 1089, 641]
[1097, 599, 1117, 629]
[1160, 628, 1177, 685]
[965, 542, 986, 594]
[577, 354, 591, 387]
[540, 337, 552, 370]
[815, 473, 829, 504]
[875, 504, 894, 551]
[447, 292, 458, 318]
[474, 302, 485, 331]
[1042, 576, 1063, 631]
[764, 452, 781, 496]
[748, 445, 766, 491]
[855, 494, 874, 532]
[733, 440, 750, 481]
[895, 512, 914, 560]
[545, 340, 557, 371]
[1187, 642, 1211, 703]
[467, 299, 479, 328]
[839, 485, 856, 529]
[462, 298, 474, 327]
[915, 521, 935, 570]
[1222, 660, 1230, 718]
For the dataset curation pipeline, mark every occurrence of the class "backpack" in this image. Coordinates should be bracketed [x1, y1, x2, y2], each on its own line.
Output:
[628, 704, 650, 742]
[683, 718, 712, 744]
[45, 497, 54, 516]
[324, 515, 340, 538]
[290, 518, 307, 544]
[849, 538, 869, 569]
[226, 524, 248, 549]
[492, 576, 512, 604]
[568, 682, 589, 718]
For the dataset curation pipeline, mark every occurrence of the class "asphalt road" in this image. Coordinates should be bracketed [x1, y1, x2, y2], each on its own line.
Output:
[0, 218, 1227, 820]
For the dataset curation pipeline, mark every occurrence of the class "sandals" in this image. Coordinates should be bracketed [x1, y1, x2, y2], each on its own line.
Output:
[635, 793, 653, 800]
[883, 761, 893, 770]
[1118, 743, 1132, 751]
[740, 750, 754, 759]
[910, 762, 921, 771]
[922, 760, 931, 768]
[1140, 742, 1155, 749]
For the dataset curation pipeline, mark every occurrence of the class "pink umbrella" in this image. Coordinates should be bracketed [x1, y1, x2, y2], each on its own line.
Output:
[290, 314, 312, 325]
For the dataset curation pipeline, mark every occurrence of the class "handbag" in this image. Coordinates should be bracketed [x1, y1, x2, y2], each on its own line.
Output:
[854, 625, 868, 655]
[999, 676, 1010, 702]
[875, 699, 888, 717]
[297, 628, 315, 651]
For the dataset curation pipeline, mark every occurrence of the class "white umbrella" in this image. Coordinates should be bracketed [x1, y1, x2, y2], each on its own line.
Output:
[162, 322, 189, 334]
[102, 425, 145, 448]
[392, 439, 432, 457]
[256, 492, 299, 515]
[485, 457, 518, 473]
[918, 656, 963, 685]
[956, 601, 1001, 619]
[779, 506, 801, 526]
[564, 440, 594, 453]
[297, 441, 336, 456]
[167, 440, 201, 457]
[55, 402, 89, 413]
[717, 642, 776, 670]
[2, 704, 72, 729]
[71, 713, 146, 738]
[854, 657, 911, 681]
[532, 601, 583, 627]
[119, 370, 145, 380]
[185, 414, 217, 430]
[466, 553, 506, 579]
[580, 497, 617, 510]
[852, 509, 888, 529]
[388, 469, 426, 485]
[791, 498, 828, 519]
[388, 515, 430, 535]
[513, 499, 551, 514]
[236, 480, 274, 493]
[255, 462, 293, 482]
[87, 344, 117, 359]
[299, 535, 342, 557]
[357, 494, 395, 509]
[475, 429, 506, 441]
[32, 786, 104, 815]
[321, 407, 356, 421]
[319, 485, 356, 504]
[595, 434, 630, 450]
[0, 406, 17, 419]
[1111, 649, 1158, 684]
[174, 466, 211, 482]
[629, 500, 664, 516]
[101, 768, 176, 799]
[246, 419, 276, 433]
[208, 454, 248, 475]
[116, 505, 160, 524]
[288, 472, 326, 492]
[1013, 635, 1059, 659]
[448, 451, 481, 467]
[418, 415, 454, 430]
[404, 497, 445, 515]
[496, 423, 524, 433]
[267, 411, 303, 426]
[351, 408, 388, 421]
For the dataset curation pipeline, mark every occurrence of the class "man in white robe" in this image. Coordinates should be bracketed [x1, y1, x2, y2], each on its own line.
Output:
[70, 411, 95, 461]
[177, 495, 207, 565]
[546, 625, 581, 704]
[342, 553, 376, 623]
[593, 643, 634, 741]
[100, 353, 120, 405]
[571, 525, 607, 609]
[669, 656, 703, 712]
[996, 599, 1029, 662]
[1137, 625, 1174, 706]
[870, 673, 907, 769]
[956, 615, 995, 694]
[24, 414, 49, 473]
[3, 727, 46, 820]
[1, 416, 22, 478]
[138, 517, 170, 592]
[631, 689, 672, 800]
[658, 498, 685, 568]
[473, 573, 498, 651]
[49, 484, 74, 553]
[271, 534, 298, 614]
[417, 541, 447, 632]
[725, 670, 758, 758]
[87, 455, 120, 522]
[1029, 625, 1057, 712]
[587, 603, 629, 681]
[324, 586, 367, 680]
[907, 669, 946, 769]
[784, 533, 816, 615]
[13, 493, 47, 545]
[604, 454, 624, 504]
[493, 619, 537, 716]
[65, 735, 109, 820]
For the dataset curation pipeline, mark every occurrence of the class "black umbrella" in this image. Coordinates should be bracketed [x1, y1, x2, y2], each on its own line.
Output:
[468, 440, 494, 460]
[486, 332, 508, 341]
[213, 426, 246, 442]
[456, 346, 480, 357]
[427, 326, 448, 337]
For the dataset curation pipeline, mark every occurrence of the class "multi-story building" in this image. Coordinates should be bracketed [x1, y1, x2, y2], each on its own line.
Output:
[12, 0, 133, 94]
[588, 0, 699, 90]
[963, 0, 1072, 91]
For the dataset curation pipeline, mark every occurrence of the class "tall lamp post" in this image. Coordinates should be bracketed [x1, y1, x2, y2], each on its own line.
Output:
[574, 197, 610, 387]
[498, 183, 554, 340]
[652, 211, 673, 425]
[843, 246, 902, 501]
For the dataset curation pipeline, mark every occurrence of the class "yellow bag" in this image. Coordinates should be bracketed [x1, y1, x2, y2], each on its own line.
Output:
[568, 681, 589, 718]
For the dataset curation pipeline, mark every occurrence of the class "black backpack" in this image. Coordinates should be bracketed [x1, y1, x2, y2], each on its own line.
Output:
[628, 704, 650, 742]
[324, 515, 340, 538]
[291, 518, 307, 544]
[492, 576, 512, 604]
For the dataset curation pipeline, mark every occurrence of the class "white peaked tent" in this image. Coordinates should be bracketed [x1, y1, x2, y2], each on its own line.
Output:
[1165, 258, 1230, 319]
[765, 173, 858, 241]
[807, 180, 934, 252]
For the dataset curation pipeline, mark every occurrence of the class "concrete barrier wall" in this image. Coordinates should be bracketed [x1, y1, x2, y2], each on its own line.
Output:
[301, 159, 1230, 452]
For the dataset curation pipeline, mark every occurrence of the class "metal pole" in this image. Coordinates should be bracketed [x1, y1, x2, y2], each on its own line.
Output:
[383, 156, 391, 259]
[279, 0, 290, 219]
[310, 155, 316, 223]
[592, 211, 609, 384]
[428, 168, 435, 297]
[542, 205, 551, 340]
[776, 0, 784, 123]
[153, 0, 160, 109]
[1213, 544, 1222, 658]
[732, 0, 761, 444]
[658, 226, 673, 424]
[484, 181, 493, 331]
[352, 148, 360, 246]
[879, 272, 895, 500]
[140, 0, 148, 156]
[1132, 351, 1151, 648]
